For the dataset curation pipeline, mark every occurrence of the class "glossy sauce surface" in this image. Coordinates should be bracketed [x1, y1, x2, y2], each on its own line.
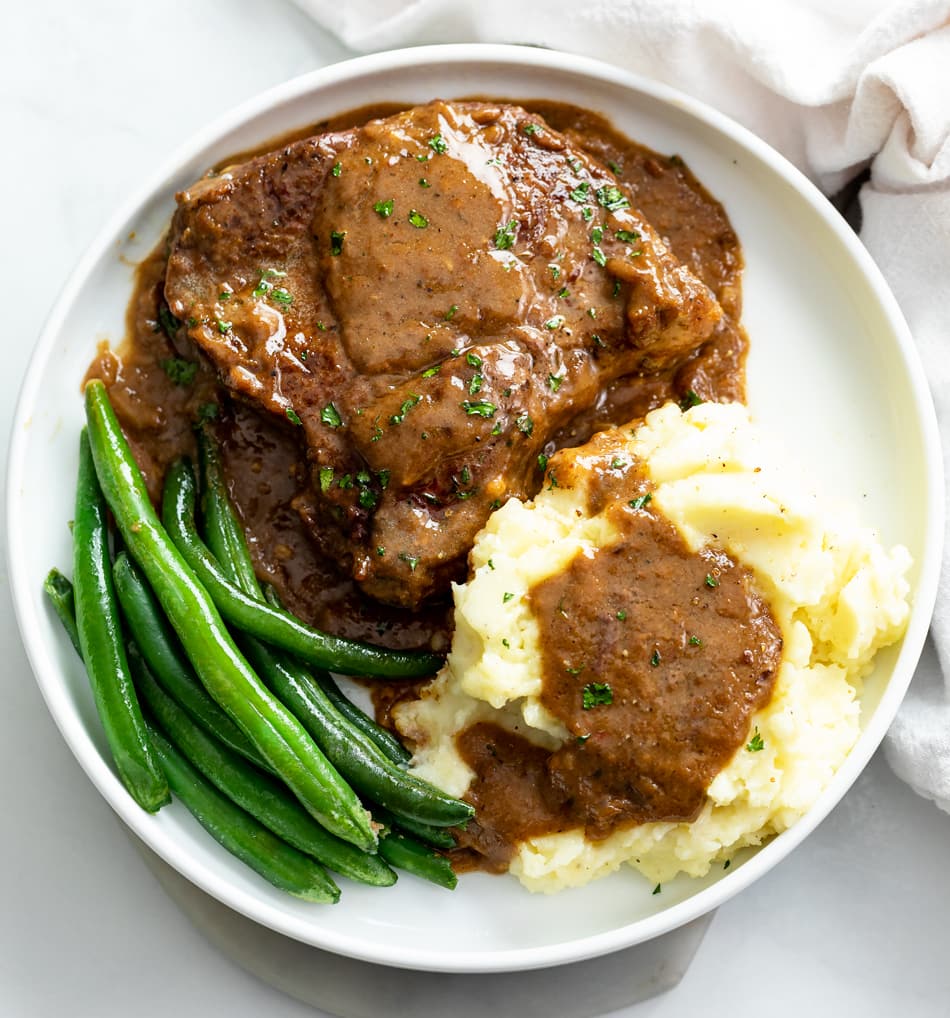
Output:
[453, 431, 783, 868]
[88, 98, 745, 646]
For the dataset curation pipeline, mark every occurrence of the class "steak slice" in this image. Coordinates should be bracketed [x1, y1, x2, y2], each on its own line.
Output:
[165, 100, 722, 607]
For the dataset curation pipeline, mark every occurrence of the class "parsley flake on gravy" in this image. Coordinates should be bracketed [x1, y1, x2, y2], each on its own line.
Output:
[582, 683, 613, 709]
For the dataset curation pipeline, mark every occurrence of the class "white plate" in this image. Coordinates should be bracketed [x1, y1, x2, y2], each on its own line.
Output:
[7, 44, 943, 973]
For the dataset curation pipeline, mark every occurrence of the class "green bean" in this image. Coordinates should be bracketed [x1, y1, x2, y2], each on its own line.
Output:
[197, 429, 259, 599]
[147, 725, 340, 903]
[261, 587, 412, 768]
[200, 439, 410, 766]
[83, 380, 375, 852]
[130, 646, 395, 888]
[192, 430, 471, 829]
[240, 636, 473, 828]
[113, 552, 272, 774]
[371, 805, 457, 850]
[72, 429, 169, 814]
[376, 829, 458, 890]
[43, 568, 82, 657]
[163, 457, 441, 680]
[313, 672, 412, 767]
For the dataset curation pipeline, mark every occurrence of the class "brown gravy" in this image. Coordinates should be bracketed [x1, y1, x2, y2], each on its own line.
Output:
[88, 98, 745, 649]
[86, 99, 770, 873]
[453, 432, 783, 867]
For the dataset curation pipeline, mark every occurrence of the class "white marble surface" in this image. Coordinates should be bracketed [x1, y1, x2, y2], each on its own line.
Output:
[3, 2, 950, 1014]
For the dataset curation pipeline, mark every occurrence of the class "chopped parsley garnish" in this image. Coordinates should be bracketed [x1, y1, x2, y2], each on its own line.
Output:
[612, 279, 623, 297]
[337, 474, 354, 489]
[679, 389, 703, 410]
[285, 407, 302, 426]
[522, 122, 541, 135]
[319, 466, 334, 492]
[195, 402, 218, 425]
[422, 364, 441, 378]
[724, 859, 731, 870]
[331, 162, 342, 177]
[616, 610, 627, 621]
[377, 469, 390, 489]
[592, 246, 607, 267]
[408, 209, 429, 229]
[390, 393, 421, 425]
[493, 219, 519, 250]
[616, 229, 640, 243]
[566, 664, 585, 676]
[607, 160, 622, 174]
[271, 287, 293, 306]
[358, 488, 378, 510]
[547, 470, 559, 490]
[419, 177, 431, 188]
[591, 225, 604, 244]
[582, 206, 593, 222]
[577, 734, 591, 744]
[160, 358, 198, 386]
[595, 185, 630, 212]
[316, 321, 328, 331]
[253, 268, 289, 301]
[216, 319, 232, 334]
[373, 198, 394, 218]
[705, 573, 719, 589]
[547, 373, 563, 392]
[610, 458, 624, 469]
[502, 638, 510, 648]
[461, 400, 496, 418]
[549, 264, 561, 280]
[468, 374, 483, 395]
[652, 884, 662, 896]
[320, 403, 343, 428]
[629, 493, 652, 510]
[588, 307, 598, 318]
[157, 305, 182, 340]
[544, 316, 565, 331]
[399, 552, 420, 572]
[689, 635, 703, 646]
[444, 304, 459, 321]
[582, 682, 613, 709]
[746, 728, 765, 753]
[218, 291, 231, 302]
[592, 333, 606, 348]
[466, 352, 482, 368]
[537, 453, 548, 471]
[569, 182, 590, 202]
[567, 156, 582, 173]
[330, 231, 345, 255]
[416, 153, 430, 163]
[503, 592, 514, 603]
[557, 287, 570, 298]
[376, 546, 386, 556]
[487, 558, 495, 570]
[650, 649, 661, 667]
[428, 134, 448, 154]
[516, 414, 534, 436]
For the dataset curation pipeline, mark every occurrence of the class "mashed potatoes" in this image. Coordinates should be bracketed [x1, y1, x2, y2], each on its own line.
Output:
[394, 401, 912, 892]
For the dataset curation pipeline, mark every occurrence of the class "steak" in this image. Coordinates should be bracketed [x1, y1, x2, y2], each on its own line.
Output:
[164, 100, 722, 607]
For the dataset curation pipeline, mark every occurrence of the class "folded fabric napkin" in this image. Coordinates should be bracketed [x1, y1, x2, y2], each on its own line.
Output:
[292, 0, 950, 811]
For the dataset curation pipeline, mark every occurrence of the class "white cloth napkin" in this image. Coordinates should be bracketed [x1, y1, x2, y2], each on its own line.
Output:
[293, 0, 950, 811]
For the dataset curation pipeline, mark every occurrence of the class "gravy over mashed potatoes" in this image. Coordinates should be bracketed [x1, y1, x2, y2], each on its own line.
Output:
[393, 401, 912, 892]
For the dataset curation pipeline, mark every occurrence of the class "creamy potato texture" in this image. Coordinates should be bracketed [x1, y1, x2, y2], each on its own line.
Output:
[394, 402, 912, 892]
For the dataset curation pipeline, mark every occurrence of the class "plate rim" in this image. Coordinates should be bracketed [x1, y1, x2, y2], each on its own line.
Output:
[7, 42, 944, 973]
